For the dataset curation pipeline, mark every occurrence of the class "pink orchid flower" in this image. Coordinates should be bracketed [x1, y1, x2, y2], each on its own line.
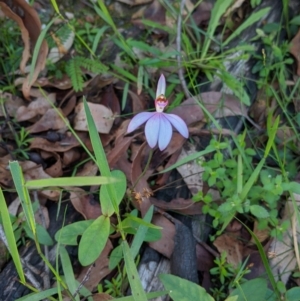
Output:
[127, 74, 189, 151]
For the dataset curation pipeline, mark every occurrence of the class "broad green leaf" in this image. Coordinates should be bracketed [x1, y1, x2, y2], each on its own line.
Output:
[229, 278, 267, 301]
[55, 220, 93, 245]
[24, 224, 53, 246]
[122, 240, 147, 301]
[59, 246, 79, 300]
[225, 296, 238, 301]
[109, 244, 123, 270]
[159, 274, 214, 301]
[283, 181, 300, 194]
[100, 170, 126, 216]
[250, 205, 269, 218]
[0, 187, 25, 283]
[122, 214, 162, 230]
[79, 215, 110, 266]
[26, 176, 117, 188]
[286, 287, 300, 301]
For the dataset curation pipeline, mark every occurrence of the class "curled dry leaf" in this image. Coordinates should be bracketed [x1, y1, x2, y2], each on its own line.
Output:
[35, 75, 73, 90]
[27, 108, 67, 133]
[0, 92, 26, 117]
[75, 160, 98, 177]
[69, 187, 102, 220]
[213, 233, 244, 268]
[0, 0, 49, 99]
[44, 152, 63, 178]
[74, 102, 114, 134]
[16, 93, 56, 122]
[30, 132, 91, 153]
[62, 149, 81, 166]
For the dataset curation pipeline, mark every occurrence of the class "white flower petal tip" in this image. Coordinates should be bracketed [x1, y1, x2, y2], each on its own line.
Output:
[164, 114, 189, 138]
[156, 74, 166, 98]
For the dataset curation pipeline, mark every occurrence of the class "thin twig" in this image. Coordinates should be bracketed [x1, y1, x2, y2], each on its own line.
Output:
[176, 0, 190, 99]
[73, 264, 94, 298]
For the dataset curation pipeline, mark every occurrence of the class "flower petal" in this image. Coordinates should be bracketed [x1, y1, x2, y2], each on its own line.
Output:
[156, 74, 166, 98]
[158, 115, 172, 151]
[145, 114, 160, 148]
[127, 112, 153, 133]
[164, 113, 189, 138]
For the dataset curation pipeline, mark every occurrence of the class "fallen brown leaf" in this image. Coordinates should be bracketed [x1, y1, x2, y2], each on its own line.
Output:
[74, 102, 114, 134]
[69, 187, 102, 220]
[149, 213, 175, 258]
[213, 233, 243, 268]
[92, 293, 113, 301]
[171, 92, 248, 125]
[290, 29, 300, 76]
[27, 108, 67, 133]
[16, 93, 56, 122]
[76, 239, 113, 291]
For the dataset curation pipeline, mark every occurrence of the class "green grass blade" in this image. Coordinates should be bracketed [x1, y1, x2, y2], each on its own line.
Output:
[122, 240, 147, 301]
[237, 155, 243, 195]
[131, 206, 154, 259]
[83, 97, 121, 215]
[0, 187, 25, 283]
[201, 0, 234, 59]
[240, 116, 279, 200]
[9, 161, 36, 235]
[28, 18, 56, 84]
[223, 7, 271, 46]
[237, 219, 280, 298]
[26, 176, 118, 188]
[122, 81, 129, 110]
[160, 146, 215, 173]
[15, 287, 62, 301]
[59, 246, 79, 300]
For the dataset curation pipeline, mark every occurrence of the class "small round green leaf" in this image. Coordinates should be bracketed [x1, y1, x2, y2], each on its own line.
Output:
[79, 215, 110, 266]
